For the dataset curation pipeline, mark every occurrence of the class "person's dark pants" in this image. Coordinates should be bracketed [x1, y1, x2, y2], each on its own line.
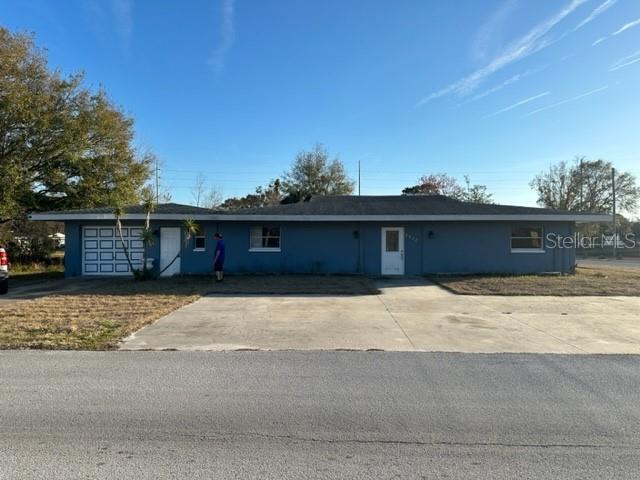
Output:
[214, 260, 224, 272]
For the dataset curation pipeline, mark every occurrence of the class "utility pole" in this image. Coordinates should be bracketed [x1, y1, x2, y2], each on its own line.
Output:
[358, 160, 361, 196]
[155, 157, 160, 205]
[579, 158, 583, 212]
[612, 167, 616, 259]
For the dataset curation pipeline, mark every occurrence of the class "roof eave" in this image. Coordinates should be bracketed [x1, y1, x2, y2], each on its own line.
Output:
[28, 213, 613, 222]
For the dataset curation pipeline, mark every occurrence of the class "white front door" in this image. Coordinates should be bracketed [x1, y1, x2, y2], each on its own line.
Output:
[381, 227, 405, 275]
[160, 227, 181, 277]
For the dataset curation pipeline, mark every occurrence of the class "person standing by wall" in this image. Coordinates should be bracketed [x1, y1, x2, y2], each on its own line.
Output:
[213, 233, 225, 282]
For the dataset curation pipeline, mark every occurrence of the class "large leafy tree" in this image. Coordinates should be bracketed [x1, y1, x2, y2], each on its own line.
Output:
[0, 27, 150, 224]
[282, 143, 354, 199]
[402, 173, 493, 204]
[220, 145, 354, 209]
[220, 179, 284, 209]
[530, 157, 639, 213]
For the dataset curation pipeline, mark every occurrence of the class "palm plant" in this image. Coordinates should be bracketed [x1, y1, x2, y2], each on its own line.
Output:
[140, 188, 156, 279]
[113, 205, 136, 277]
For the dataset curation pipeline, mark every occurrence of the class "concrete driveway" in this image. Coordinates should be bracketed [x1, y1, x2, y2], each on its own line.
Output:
[121, 279, 640, 354]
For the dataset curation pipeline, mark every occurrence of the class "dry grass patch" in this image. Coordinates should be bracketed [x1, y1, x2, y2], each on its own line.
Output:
[0, 275, 377, 350]
[206, 274, 378, 295]
[431, 267, 640, 296]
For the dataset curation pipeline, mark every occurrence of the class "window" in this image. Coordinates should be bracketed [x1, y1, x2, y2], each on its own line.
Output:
[511, 227, 544, 252]
[194, 227, 205, 251]
[250, 226, 281, 251]
[385, 230, 399, 252]
[194, 236, 205, 250]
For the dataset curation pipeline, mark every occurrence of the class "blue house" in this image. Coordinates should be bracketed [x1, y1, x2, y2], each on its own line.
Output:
[30, 195, 609, 277]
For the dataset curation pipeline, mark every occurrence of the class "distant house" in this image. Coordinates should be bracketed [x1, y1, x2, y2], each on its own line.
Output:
[48, 232, 65, 248]
[29, 195, 609, 277]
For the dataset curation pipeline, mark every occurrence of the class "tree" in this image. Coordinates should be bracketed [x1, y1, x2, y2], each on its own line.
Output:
[402, 173, 493, 204]
[190, 172, 222, 209]
[530, 157, 639, 213]
[462, 175, 494, 204]
[203, 188, 223, 209]
[0, 27, 150, 225]
[402, 174, 463, 197]
[220, 179, 284, 210]
[191, 172, 207, 207]
[282, 144, 354, 199]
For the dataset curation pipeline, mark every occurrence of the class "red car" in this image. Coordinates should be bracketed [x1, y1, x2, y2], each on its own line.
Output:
[0, 247, 8, 294]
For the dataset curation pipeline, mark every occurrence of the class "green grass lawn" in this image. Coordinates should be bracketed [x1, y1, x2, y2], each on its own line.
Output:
[9, 264, 65, 287]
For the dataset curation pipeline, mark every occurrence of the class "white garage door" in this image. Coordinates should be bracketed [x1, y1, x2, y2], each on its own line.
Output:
[82, 226, 145, 275]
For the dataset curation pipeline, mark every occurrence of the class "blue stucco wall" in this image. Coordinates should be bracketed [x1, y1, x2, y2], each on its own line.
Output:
[63, 219, 577, 277]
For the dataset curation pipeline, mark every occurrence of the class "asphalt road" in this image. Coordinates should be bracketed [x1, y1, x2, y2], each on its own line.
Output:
[1, 352, 639, 479]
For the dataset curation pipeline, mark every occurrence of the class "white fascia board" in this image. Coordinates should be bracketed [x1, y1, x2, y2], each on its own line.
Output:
[29, 213, 613, 222]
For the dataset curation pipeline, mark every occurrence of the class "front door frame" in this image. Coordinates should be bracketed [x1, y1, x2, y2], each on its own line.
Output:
[381, 227, 405, 275]
[160, 227, 181, 277]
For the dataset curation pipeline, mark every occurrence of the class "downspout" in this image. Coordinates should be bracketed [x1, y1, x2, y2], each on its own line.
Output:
[357, 222, 362, 274]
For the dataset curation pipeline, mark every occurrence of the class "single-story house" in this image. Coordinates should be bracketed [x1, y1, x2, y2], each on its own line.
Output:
[29, 195, 610, 277]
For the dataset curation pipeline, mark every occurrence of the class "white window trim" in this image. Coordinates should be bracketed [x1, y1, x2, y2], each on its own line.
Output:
[511, 227, 544, 253]
[511, 248, 545, 254]
[249, 247, 281, 253]
[249, 226, 281, 252]
[193, 235, 206, 252]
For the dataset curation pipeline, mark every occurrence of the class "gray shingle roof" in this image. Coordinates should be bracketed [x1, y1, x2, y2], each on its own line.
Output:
[40, 203, 213, 215]
[221, 195, 597, 216]
[30, 196, 608, 220]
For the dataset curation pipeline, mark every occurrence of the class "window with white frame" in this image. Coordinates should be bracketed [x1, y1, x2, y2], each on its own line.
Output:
[250, 226, 281, 251]
[511, 226, 544, 252]
[194, 227, 206, 251]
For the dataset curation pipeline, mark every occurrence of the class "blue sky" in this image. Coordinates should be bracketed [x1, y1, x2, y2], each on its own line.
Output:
[2, 0, 640, 210]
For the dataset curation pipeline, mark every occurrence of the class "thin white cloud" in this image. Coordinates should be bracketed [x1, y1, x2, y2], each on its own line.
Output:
[592, 16, 640, 47]
[111, 0, 133, 51]
[466, 72, 529, 103]
[522, 85, 609, 117]
[612, 17, 640, 35]
[209, 0, 235, 73]
[610, 57, 640, 71]
[471, 0, 520, 63]
[417, 0, 588, 106]
[574, 0, 617, 31]
[485, 91, 550, 117]
[609, 49, 640, 71]
[463, 69, 533, 104]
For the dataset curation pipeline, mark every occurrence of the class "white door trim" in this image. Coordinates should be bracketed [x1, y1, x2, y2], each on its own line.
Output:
[381, 227, 405, 275]
[160, 227, 181, 277]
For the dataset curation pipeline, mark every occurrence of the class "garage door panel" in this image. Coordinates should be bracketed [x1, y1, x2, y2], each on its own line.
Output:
[82, 226, 145, 276]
